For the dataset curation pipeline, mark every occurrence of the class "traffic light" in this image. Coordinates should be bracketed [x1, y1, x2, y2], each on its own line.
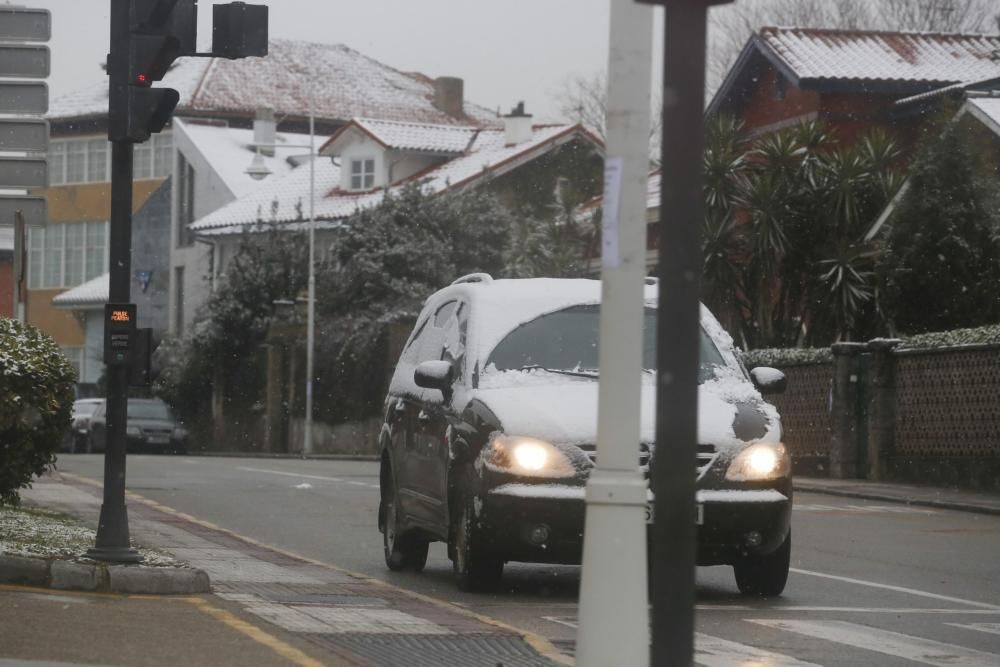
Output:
[109, 0, 268, 143]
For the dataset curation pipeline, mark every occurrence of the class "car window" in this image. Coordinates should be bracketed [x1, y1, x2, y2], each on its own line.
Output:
[442, 302, 467, 378]
[486, 305, 727, 383]
[127, 401, 171, 420]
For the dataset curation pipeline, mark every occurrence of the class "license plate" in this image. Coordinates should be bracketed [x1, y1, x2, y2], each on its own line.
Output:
[148, 436, 169, 444]
[646, 502, 704, 525]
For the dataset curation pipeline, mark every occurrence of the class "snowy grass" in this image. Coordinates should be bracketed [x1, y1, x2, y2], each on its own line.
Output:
[0, 505, 186, 567]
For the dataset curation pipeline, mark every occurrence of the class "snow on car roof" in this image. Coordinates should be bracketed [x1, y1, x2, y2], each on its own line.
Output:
[434, 277, 734, 366]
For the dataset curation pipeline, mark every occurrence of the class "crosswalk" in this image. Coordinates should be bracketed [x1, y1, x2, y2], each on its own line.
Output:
[543, 615, 1000, 666]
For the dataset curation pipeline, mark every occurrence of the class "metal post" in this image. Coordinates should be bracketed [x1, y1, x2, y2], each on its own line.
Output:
[88, 0, 139, 563]
[651, 1, 722, 664]
[303, 98, 315, 456]
[12, 210, 26, 322]
[576, 0, 653, 665]
[87, 138, 140, 563]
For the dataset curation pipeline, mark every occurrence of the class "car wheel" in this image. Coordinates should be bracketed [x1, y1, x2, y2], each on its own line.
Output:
[734, 530, 790, 597]
[451, 474, 503, 592]
[381, 466, 429, 572]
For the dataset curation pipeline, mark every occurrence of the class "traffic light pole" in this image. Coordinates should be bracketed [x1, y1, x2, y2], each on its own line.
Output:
[647, 1, 729, 664]
[87, 138, 140, 563]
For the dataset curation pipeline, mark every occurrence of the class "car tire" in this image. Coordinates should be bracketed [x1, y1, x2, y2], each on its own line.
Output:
[381, 466, 429, 572]
[734, 530, 791, 597]
[451, 473, 503, 592]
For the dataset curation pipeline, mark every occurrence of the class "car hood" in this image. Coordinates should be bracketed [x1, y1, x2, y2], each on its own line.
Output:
[473, 369, 780, 451]
[127, 418, 174, 430]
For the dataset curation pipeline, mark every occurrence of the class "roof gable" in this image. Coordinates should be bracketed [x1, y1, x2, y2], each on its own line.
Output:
[322, 118, 481, 156]
[710, 27, 1000, 116]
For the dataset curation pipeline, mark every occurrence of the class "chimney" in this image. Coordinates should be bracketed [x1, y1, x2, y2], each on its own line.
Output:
[253, 107, 276, 157]
[433, 76, 464, 119]
[503, 101, 533, 146]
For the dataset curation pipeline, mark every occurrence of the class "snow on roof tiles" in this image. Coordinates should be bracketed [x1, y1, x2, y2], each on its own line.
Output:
[48, 39, 497, 126]
[175, 119, 326, 199]
[759, 27, 1000, 85]
[191, 123, 599, 236]
[966, 96, 1000, 135]
[52, 273, 109, 309]
[349, 118, 480, 153]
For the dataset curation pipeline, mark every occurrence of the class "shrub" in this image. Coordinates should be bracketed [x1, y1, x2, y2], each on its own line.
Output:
[0, 318, 76, 506]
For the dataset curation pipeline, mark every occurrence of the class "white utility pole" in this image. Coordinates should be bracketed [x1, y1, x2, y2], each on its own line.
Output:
[575, 0, 654, 665]
[304, 94, 316, 457]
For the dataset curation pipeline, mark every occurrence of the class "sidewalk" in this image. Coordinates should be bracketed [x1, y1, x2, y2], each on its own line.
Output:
[794, 476, 1000, 516]
[3, 473, 567, 667]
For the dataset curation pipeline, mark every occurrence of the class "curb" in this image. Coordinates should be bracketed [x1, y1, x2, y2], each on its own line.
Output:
[0, 554, 211, 594]
[793, 481, 1000, 517]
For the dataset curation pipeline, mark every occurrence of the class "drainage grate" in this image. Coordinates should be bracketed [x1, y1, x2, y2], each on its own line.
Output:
[310, 633, 562, 667]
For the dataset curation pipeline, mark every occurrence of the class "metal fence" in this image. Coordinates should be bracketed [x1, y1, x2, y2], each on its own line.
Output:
[765, 362, 833, 470]
[896, 345, 1000, 458]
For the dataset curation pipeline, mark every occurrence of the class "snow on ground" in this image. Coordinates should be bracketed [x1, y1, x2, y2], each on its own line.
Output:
[0, 504, 185, 567]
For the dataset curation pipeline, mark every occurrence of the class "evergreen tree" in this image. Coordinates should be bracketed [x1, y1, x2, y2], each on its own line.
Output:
[879, 117, 1000, 334]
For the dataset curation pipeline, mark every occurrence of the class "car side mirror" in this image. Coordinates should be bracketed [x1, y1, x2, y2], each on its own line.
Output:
[750, 367, 787, 395]
[414, 360, 454, 394]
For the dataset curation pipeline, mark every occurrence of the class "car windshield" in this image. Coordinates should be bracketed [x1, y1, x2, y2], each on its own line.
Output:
[485, 305, 727, 383]
[127, 401, 171, 421]
[72, 402, 100, 417]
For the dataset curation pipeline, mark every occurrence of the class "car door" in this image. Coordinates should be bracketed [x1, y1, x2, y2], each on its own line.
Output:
[404, 299, 458, 531]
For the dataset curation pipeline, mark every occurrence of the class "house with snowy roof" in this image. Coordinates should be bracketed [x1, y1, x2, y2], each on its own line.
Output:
[29, 38, 490, 389]
[709, 26, 1000, 147]
[180, 107, 604, 333]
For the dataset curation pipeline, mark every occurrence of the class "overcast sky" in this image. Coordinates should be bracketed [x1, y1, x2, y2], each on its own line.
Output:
[19, 0, 683, 122]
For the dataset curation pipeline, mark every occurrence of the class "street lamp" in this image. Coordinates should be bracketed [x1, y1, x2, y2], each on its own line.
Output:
[245, 108, 317, 457]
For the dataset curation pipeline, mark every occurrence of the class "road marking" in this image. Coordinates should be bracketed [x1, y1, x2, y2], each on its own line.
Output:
[696, 632, 822, 667]
[699, 606, 1000, 615]
[794, 503, 936, 514]
[750, 619, 999, 666]
[789, 568, 1000, 610]
[947, 622, 1000, 636]
[185, 597, 326, 667]
[235, 466, 379, 489]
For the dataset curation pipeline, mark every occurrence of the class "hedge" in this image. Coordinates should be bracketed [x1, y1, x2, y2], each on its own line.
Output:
[0, 318, 76, 506]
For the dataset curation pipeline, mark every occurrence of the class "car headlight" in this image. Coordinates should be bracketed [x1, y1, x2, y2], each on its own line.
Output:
[126, 425, 142, 437]
[486, 434, 576, 478]
[725, 442, 791, 481]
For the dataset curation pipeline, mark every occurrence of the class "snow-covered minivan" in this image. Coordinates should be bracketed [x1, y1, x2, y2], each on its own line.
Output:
[378, 275, 792, 594]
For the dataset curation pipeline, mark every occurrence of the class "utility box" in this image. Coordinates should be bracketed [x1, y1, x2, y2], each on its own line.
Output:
[104, 303, 136, 366]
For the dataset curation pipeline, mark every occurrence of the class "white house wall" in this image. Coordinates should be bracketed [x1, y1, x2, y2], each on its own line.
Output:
[386, 150, 443, 185]
[82, 310, 103, 384]
[169, 121, 242, 335]
[338, 136, 388, 191]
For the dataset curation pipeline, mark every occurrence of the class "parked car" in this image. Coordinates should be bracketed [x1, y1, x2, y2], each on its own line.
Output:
[86, 398, 189, 454]
[66, 398, 105, 453]
[378, 275, 791, 594]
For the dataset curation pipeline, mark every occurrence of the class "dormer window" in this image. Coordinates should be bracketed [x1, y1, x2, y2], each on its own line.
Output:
[350, 158, 375, 190]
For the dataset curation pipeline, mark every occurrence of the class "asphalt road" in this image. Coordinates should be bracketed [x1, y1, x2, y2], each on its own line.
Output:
[55, 454, 1000, 666]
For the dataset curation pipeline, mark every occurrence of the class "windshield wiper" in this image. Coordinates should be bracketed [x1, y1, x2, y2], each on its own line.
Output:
[515, 364, 599, 378]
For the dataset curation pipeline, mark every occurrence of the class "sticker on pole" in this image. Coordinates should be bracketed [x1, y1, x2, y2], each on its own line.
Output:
[601, 157, 624, 269]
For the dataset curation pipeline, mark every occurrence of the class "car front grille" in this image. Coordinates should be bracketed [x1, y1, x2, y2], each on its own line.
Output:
[577, 442, 716, 478]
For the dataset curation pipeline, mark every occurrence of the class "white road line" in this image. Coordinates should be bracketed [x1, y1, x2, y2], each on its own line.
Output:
[700, 607, 1000, 615]
[235, 466, 379, 489]
[789, 568, 1000, 610]
[695, 632, 822, 667]
[793, 503, 935, 514]
[947, 622, 1000, 636]
[750, 619, 999, 667]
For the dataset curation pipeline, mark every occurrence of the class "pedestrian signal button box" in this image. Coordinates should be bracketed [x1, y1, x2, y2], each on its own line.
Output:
[104, 303, 136, 366]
